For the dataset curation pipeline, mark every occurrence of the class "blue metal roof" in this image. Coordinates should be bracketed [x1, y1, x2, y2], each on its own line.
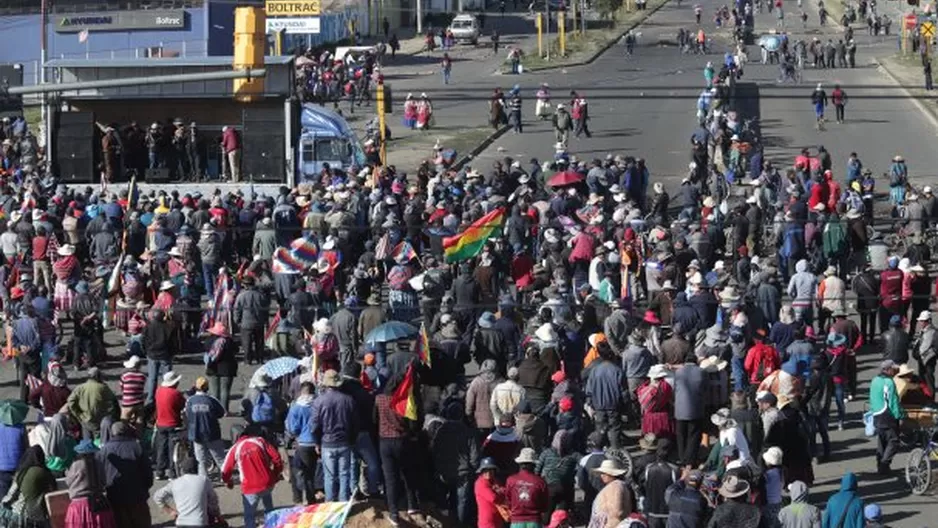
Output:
[45, 56, 295, 68]
[300, 104, 355, 136]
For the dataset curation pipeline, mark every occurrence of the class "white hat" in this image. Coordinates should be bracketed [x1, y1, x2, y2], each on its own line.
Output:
[515, 447, 538, 464]
[322, 236, 336, 250]
[926, 186, 933, 194]
[160, 371, 182, 387]
[168, 247, 183, 257]
[57, 244, 75, 256]
[918, 310, 932, 322]
[648, 364, 669, 379]
[535, 323, 559, 343]
[159, 280, 175, 291]
[592, 459, 627, 477]
[700, 355, 728, 372]
[123, 355, 142, 369]
[762, 446, 783, 466]
[746, 195, 758, 204]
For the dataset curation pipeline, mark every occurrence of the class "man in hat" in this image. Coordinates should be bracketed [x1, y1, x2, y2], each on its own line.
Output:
[710, 475, 759, 524]
[817, 265, 847, 331]
[506, 448, 549, 525]
[870, 360, 904, 474]
[312, 369, 359, 501]
[879, 256, 904, 334]
[586, 341, 628, 449]
[914, 310, 938, 394]
[756, 390, 781, 439]
[143, 308, 177, 405]
[285, 381, 317, 504]
[475, 457, 505, 528]
[234, 276, 271, 365]
[663, 468, 707, 528]
[154, 371, 186, 480]
[222, 424, 283, 528]
[119, 355, 146, 421]
[589, 459, 633, 527]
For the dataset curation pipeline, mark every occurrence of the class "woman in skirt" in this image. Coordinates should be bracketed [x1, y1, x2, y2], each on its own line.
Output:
[63, 440, 117, 528]
[0, 446, 57, 528]
[51, 245, 80, 323]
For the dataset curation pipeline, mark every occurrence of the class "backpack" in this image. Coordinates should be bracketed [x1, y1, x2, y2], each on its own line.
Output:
[251, 390, 275, 424]
[822, 220, 847, 259]
[756, 346, 774, 380]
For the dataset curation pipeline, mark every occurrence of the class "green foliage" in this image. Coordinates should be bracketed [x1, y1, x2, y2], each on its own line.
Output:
[593, 0, 623, 19]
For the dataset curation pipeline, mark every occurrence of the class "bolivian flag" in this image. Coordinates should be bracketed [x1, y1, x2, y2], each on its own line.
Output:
[391, 364, 419, 420]
[443, 207, 506, 263]
[417, 322, 431, 368]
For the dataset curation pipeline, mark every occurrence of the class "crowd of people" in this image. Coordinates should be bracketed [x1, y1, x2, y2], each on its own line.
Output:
[0, 0, 929, 528]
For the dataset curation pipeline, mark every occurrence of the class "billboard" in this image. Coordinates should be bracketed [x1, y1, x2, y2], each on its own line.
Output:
[265, 0, 322, 16]
[53, 10, 186, 33]
[266, 17, 322, 34]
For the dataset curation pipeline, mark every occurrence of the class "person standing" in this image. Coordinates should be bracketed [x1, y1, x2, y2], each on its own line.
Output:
[831, 84, 847, 124]
[506, 448, 548, 527]
[64, 440, 119, 528]
[286, 381, 317, 504]
[552, 104, 574, 148]
[588, 459, 634, 528]
[311, 369, 359, 502]
[572, 93, 592, 139]
[197, 223, 221, 299]
[185, 376, 227, 478]
[154, 371, 186, 480]
[509, 92, 523, 134]
[926, 59, 934, 91]
[376, 381, 422, 526]
[65, 367, 116, 441]
[221, 425, 283, 528]
[664, 468, 708, 528]
[585, 342, 628, 449]
[153, 457, 221, 527]
[143, 309, 176, 405]
[474, 457, 507, 528]
[673, 353, 705, 468]
[778, 480, 821, 528]
[204, 322, 238, 413]
[869, 360, 904, 474]
[821, 472, 864, 528]
[234, 276, 270, 365]
[119, 355, 146, 422]
[221, 125, 241, 182]
[99, 421, 153, 527]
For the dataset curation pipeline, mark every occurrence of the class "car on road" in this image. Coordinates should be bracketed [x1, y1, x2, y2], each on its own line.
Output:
[448, 14, 481, 45]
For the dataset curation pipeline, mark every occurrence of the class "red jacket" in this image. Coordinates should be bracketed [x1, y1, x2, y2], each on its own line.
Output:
[880, 268, 904, 310]
[744, 342, 780, 384]
[154, 386, 185, 428]
[506, 469, 548, 523]
[475, 475, 506, 528]
[221, 128, 240, 153]
[221, 435, 283, 495]
[807, 181, 829, 211]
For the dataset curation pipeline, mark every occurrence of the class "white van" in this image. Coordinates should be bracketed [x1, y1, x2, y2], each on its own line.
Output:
[448, 14, 480, 45]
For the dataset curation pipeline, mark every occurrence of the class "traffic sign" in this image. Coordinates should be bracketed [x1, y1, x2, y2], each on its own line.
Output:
[907, 13, 919, 29]
[923, 21, 936, 36]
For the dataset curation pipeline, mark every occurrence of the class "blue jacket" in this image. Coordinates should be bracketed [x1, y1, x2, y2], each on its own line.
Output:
[585, 360, 624, 411]
[310, 388, 359, 448]
[821, 472, 865, 528]
[285, 396, 316, 446]
[0, 424, 24, 472]
[185, 392, 225, 443]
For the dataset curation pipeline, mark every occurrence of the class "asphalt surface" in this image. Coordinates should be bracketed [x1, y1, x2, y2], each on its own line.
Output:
[0, 4, 936, 528]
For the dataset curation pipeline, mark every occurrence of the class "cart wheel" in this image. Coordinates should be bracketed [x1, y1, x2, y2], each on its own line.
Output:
[906, 447, 932, 495]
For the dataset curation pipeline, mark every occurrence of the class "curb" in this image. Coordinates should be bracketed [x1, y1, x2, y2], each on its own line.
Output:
[874, 56, 938, 131]
[524, 0, 671, 73]
[453, 125, 511, 170]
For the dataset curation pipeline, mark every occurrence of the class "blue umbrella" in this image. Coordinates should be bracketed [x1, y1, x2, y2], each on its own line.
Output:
[759, 35, 782, 51]
[366, 321, 419, 344]
[261, 356, 300, 380]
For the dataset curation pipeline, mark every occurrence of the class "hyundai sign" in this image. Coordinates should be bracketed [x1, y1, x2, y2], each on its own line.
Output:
[266, 17, 322, 34]
[53, 9, 186, 32]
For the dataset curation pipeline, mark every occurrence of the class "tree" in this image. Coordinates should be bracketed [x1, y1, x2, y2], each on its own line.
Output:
[594, 0, 623, 19]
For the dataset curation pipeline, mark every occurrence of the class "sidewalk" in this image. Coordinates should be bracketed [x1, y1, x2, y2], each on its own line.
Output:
[877, 53, 938, 125]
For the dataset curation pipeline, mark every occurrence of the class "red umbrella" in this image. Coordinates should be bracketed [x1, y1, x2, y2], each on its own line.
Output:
[548, 170, 584, 187]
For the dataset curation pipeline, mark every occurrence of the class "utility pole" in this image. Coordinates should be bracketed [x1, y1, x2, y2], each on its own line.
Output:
[545, 0, 551, 60]
[417, 0, 423, 35]
[376, 81, 387, 166]
[40, 0, 48, 149]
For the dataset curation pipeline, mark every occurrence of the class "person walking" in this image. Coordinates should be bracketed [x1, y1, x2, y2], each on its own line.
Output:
[441, 53, 453, 85]
[221, 425, 284, 528]
[926, 58, 934, 91]
[234, 276, 270, 365]
[831, 84, 847, 124]
[185, 376, 227, 478]
[552, 104, 574, 148]
[869, 360, 904, 474]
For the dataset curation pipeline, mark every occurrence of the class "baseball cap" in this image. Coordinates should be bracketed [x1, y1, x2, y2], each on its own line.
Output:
[863, 504, 882, 521]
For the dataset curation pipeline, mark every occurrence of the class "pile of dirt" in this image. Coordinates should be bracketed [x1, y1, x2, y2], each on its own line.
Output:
[344, 500, 458, 528]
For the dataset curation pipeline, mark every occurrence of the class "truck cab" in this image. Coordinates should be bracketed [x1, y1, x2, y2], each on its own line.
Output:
[297, 104, 366, 180]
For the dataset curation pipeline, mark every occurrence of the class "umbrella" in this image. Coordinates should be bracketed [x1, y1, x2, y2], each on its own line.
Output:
[759, 34, 782, 51]
[0, 400, 28, 426]
[366, 321, 419, 344]
[548, 170, 584, 187]
[261, 356, 301, 380]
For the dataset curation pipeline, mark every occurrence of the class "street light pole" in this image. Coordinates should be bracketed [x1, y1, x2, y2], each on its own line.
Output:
[40, 0, 48, 148]
[545, 0, 551, 60]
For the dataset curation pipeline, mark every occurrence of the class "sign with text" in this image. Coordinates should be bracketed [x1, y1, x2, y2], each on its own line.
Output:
[53, 9, 186, 32]
[266, 0, 322, 16]
[266, 17, 322, 34]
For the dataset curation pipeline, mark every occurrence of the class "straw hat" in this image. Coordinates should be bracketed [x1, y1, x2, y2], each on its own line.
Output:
[161, 371, 182, 387]
[638, 433, 659, 451]
[321, 369, 343, 388]
[515, 447, 538, 464]
[896, 363, 916, 378]
[700, 355, 728, 372]
[592, 459, 627, 477]
[719, 475, 751, 498]
[648, 364, 669, 380]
